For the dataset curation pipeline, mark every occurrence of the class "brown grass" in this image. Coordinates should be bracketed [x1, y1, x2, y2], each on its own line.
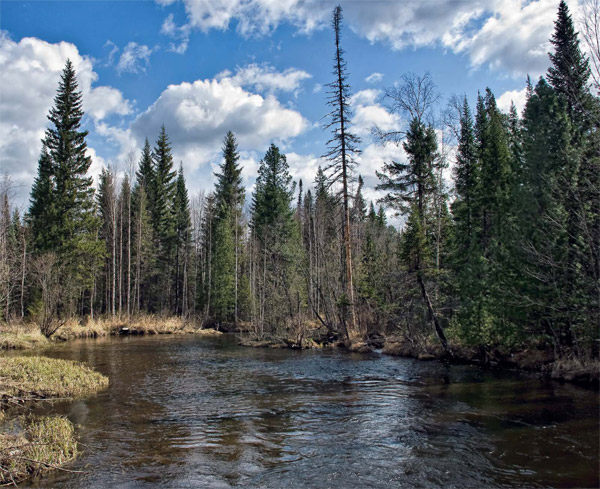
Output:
[0, 415, 78, 485]
[0, 323, 48, 350]
[0, 315, 222, 350]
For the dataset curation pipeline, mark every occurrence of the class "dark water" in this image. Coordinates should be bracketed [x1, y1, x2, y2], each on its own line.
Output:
[17, 335, 599, 489]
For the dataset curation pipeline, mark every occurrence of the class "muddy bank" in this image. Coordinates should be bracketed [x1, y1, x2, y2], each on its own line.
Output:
[383, 336, 599, 388]
[237, 330, 598, 388]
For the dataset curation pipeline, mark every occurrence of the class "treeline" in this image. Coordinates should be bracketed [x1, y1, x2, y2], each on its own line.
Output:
[0, 2, 597, 358]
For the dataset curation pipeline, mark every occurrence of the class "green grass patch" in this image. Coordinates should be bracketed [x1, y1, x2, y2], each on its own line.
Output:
[0, 356, 109, 401]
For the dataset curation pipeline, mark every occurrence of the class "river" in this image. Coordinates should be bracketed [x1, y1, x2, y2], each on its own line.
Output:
[17, 335, 599, 488]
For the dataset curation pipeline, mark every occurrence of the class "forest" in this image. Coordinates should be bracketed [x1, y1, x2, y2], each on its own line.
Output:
[0, 1, 598, 369]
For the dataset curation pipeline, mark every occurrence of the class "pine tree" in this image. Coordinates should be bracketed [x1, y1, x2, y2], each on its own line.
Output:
[323, 5, 361, 342]
[251, 144, 301, 331]
[28, 148, 56, 251]
[548, 0, 592, 123]
[211, 131, 245, 324]
[28, 59, 102, 316]
[174, 164, 191, 316]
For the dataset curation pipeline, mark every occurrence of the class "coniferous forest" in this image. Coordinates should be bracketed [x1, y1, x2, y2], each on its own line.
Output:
[1, 2, 598, 369]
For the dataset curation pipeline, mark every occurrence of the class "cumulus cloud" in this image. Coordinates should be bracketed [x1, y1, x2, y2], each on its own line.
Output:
[462, 0, 558, 77]
[130, 74, 308, 184]
[116, 42, 154, 74]
[350, 89, 402, 137]
[0, 33, 132, 205]
[161, 0, 564, 77]
[218, 63, 312, 94]
[497, 86, 528, 115]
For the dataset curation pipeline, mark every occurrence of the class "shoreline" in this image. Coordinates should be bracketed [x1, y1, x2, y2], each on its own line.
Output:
[236, 331, 599, 389]
[0, 356, 109, 485]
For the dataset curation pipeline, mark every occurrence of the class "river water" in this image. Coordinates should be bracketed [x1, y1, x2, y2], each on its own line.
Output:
[17, 335, 599, 488]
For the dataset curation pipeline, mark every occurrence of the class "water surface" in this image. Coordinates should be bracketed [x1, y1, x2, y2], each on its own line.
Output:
[17, 335, 599, 488]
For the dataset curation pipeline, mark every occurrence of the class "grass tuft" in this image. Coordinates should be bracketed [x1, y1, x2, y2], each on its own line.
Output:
[0, 415, 77, 485]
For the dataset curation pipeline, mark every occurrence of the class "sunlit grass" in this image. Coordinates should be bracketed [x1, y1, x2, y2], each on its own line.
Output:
[0, 356, 109, 400]
[0, 415, 78, 485]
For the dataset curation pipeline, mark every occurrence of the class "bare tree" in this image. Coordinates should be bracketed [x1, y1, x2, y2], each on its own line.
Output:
[374, 72, 440, 144]
[580, 0, 600, 93]
[31, 253, 66, 337]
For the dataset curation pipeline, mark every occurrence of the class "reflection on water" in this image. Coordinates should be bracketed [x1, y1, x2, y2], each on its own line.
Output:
[15, 335, 599, 489]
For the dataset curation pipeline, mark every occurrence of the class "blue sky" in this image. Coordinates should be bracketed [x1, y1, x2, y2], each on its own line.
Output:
[0, 0, 574, 213]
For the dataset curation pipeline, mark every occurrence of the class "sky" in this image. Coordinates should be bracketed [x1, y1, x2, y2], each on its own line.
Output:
[0, 0, 581, 217]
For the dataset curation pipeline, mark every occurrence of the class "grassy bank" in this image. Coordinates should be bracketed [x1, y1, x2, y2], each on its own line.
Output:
[0, 356, 109, 401]
[0, 356, 108, 485]
[0, 415, 78, 485]
[0, 315, 222, 350]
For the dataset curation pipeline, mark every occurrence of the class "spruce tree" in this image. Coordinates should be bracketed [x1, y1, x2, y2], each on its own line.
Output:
[136, 138, 155, 207]
[251, 144, 301, 330]
[174, 164, 192, 316]
[377, 116, 448, 351]
[29, 147, 57, 251]
[151, 126, 177, 311]
[323, 5, 361, 341]
[28, 59, 102, 315]
[548, 0, 592, 123]
[211, 131, 245, 324]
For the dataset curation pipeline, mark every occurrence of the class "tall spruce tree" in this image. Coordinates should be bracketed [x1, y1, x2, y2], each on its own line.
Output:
[323, 5, 361, 341]
[151, 126, 177, 311]
[28, 59, 102, 315]
[251, 144, 301, 331]
[174, 164, 192, 316]
[548, 0, 592, 123]
[211, 131, 245, 324]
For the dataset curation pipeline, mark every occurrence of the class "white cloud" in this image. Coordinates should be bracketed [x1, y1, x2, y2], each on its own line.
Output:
[0, 34, 132, 206]
[161, 13, 191, 54]
[365, 72, 384, 84]
[162, 0, 563, 77]
[86, 86, 133, 121]
[312, 83, 322, 94]
[350, 89, 402, 137]
[130, 74, 309, 186]
[286, 152, 324, 186]
[217, 63, 312, 93]
[497, 86, 528, 115]
[116, 42, 154, 74]
[460, 0, 558, 77]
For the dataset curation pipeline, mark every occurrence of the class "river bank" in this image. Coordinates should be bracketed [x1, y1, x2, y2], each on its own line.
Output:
[0, 316, 223, 351]
[15, 333, 598, 489]
[0, 356, 109, 485]
[237, 328, 599, 388]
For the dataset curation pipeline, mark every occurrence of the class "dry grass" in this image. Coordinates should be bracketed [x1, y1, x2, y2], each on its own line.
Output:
[550, 357, 600, 383]
[0, 323, 48, 350]
[0, 356, 109, 401]
[0, 315, 220, 350]
[0, 415, 78, 485]
[0, 357, 107, 485]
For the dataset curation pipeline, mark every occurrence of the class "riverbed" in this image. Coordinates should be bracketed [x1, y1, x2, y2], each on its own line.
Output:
[16, 335, 599, 488]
